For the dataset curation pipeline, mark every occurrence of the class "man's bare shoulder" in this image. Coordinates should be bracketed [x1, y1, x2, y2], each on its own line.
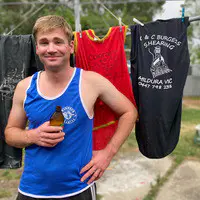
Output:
[16, 76, 32, 91]
[82, 70, 100, 78]
[81, 70, 116, 98]
[81, 70, 106, 84]
[11, 76, 33, 105]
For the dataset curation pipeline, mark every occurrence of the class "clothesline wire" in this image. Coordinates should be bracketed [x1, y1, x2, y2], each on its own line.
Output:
[4, 1, 199, 36]
[6, 4, 45, 35]
[189, 16, 200, 22]
[96, 0, 131, 31]
[97, 1, 200, 28]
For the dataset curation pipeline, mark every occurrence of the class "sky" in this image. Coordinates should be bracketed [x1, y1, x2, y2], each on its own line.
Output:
[154, 0, 185, 20]
[154, 0, 200, 46]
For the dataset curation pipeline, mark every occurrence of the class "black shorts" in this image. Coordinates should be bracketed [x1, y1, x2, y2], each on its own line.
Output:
[16, 184, 97, 200]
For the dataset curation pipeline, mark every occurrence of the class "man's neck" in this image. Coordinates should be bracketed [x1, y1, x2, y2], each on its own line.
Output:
[38, 66, 75, 98]
[43, 66, 75, 85]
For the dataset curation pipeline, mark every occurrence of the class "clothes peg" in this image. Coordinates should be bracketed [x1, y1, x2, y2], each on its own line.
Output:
[79, 24, 82, 38]
[119, 17, 122, 32]
[133, 18, 144, 26]
[181, 6, 185, 22]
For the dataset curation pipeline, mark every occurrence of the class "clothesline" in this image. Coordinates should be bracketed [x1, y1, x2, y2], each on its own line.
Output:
[96, 1, 200, 32]
[96, 0, 127, 27]
[4, 1, 200, 36]
[189, 16, 200, 22]
[6, 4, 45, 35]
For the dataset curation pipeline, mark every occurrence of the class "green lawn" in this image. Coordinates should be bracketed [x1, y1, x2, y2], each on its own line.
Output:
[143, 103, 200, 200]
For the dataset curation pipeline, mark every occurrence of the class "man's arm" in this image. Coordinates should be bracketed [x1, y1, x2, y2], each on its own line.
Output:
[5, 78, 65, 149]
[80, 72, 138, 184]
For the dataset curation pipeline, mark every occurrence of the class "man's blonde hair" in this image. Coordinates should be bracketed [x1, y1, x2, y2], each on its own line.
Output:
[33, 15, 73, 43]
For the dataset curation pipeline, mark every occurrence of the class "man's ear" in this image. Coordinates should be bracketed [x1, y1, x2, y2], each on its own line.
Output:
[35, 45, 39, 55]
[69, 40, 74, 54]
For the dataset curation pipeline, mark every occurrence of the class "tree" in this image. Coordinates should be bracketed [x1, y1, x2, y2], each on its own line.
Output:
[0, 0, 75, 35]
[80, 0, 164, 34]
[79, 0, 164, 52]
[0, 0, 164, 36]
[185, 0, 200, 64]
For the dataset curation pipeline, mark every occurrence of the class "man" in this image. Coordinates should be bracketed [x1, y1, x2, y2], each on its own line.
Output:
[5, 15, 137, 200]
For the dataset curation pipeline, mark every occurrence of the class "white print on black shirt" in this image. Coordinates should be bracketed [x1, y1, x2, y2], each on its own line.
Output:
[149, 46, 172, 78]
[0, 64, 25, 100]
[138, 46, 173, 90]
[137, 34, 182, 91]
[140, 34, 182, 50]
[138, 76, 172, 90]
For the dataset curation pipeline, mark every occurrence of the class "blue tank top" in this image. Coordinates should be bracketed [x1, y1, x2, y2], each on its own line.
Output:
[19, 67, 94, 198]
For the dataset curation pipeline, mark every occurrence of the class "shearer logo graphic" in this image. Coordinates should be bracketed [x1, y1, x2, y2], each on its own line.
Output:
[148, 46, 172, 78]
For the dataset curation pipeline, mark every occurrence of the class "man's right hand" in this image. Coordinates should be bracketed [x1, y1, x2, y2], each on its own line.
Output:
[28, 121, 65, 147]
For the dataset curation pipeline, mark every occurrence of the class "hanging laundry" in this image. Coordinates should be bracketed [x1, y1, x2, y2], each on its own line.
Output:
[0, 35, 42, 168]
[130, 17, 190, 158]
[74, 26, 136, 150]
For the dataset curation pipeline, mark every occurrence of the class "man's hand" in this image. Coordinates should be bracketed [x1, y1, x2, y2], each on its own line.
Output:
[80, 148, 114, 184]
[28, 121, 65, 147]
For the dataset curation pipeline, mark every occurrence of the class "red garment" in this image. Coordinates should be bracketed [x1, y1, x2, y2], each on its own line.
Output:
[74, 26, 136, 150]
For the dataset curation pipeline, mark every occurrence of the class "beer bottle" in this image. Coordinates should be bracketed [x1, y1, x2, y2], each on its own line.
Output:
[50, 106, 64, 126]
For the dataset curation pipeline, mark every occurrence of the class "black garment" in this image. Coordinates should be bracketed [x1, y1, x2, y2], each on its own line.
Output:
[16, 184, 97, 200]
[130, 18, 190, 158]
[0, 35, 42, 168]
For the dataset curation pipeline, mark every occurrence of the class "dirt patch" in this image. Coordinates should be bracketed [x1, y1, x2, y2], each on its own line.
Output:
[0, 169, 21, 199]
[182, 97, 200, 110]
[0, 180, 19, 200]
[181, 123, 197, 135]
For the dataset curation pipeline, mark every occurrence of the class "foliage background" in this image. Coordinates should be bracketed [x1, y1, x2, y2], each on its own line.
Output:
[185, 0, 200, 64]
[0, 0, 164, 35]
[1, 0, 199, 63]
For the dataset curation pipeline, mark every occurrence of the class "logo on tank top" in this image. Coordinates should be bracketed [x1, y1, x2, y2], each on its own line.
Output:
[62, 106, 77, 124]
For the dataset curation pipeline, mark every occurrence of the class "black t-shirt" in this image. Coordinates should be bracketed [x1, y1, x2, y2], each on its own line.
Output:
[130, 18, 190, 158]
[0, 35, 41, 168]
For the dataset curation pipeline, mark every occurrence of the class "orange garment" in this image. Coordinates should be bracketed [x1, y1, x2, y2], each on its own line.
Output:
[74, 26, 136, 150]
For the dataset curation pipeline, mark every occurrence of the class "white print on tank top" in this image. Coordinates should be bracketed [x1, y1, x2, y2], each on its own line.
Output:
[137, 34, 182, 91]
[62, 106, 77, 124]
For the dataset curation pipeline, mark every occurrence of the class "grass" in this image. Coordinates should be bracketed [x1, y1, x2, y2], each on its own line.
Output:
[0, 190, 12, 198]
[116, 98, 200, 200]
[0, 170, 21, 181]
[184, 96, 200, 100]
[171, 106, 200, 164]
[0, 169, 21, 199]
[182, 106, 200, 123]
[143, 103, 200, 200]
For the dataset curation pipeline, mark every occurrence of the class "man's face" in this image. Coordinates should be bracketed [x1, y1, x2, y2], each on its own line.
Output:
[36, 28, 74, 70]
